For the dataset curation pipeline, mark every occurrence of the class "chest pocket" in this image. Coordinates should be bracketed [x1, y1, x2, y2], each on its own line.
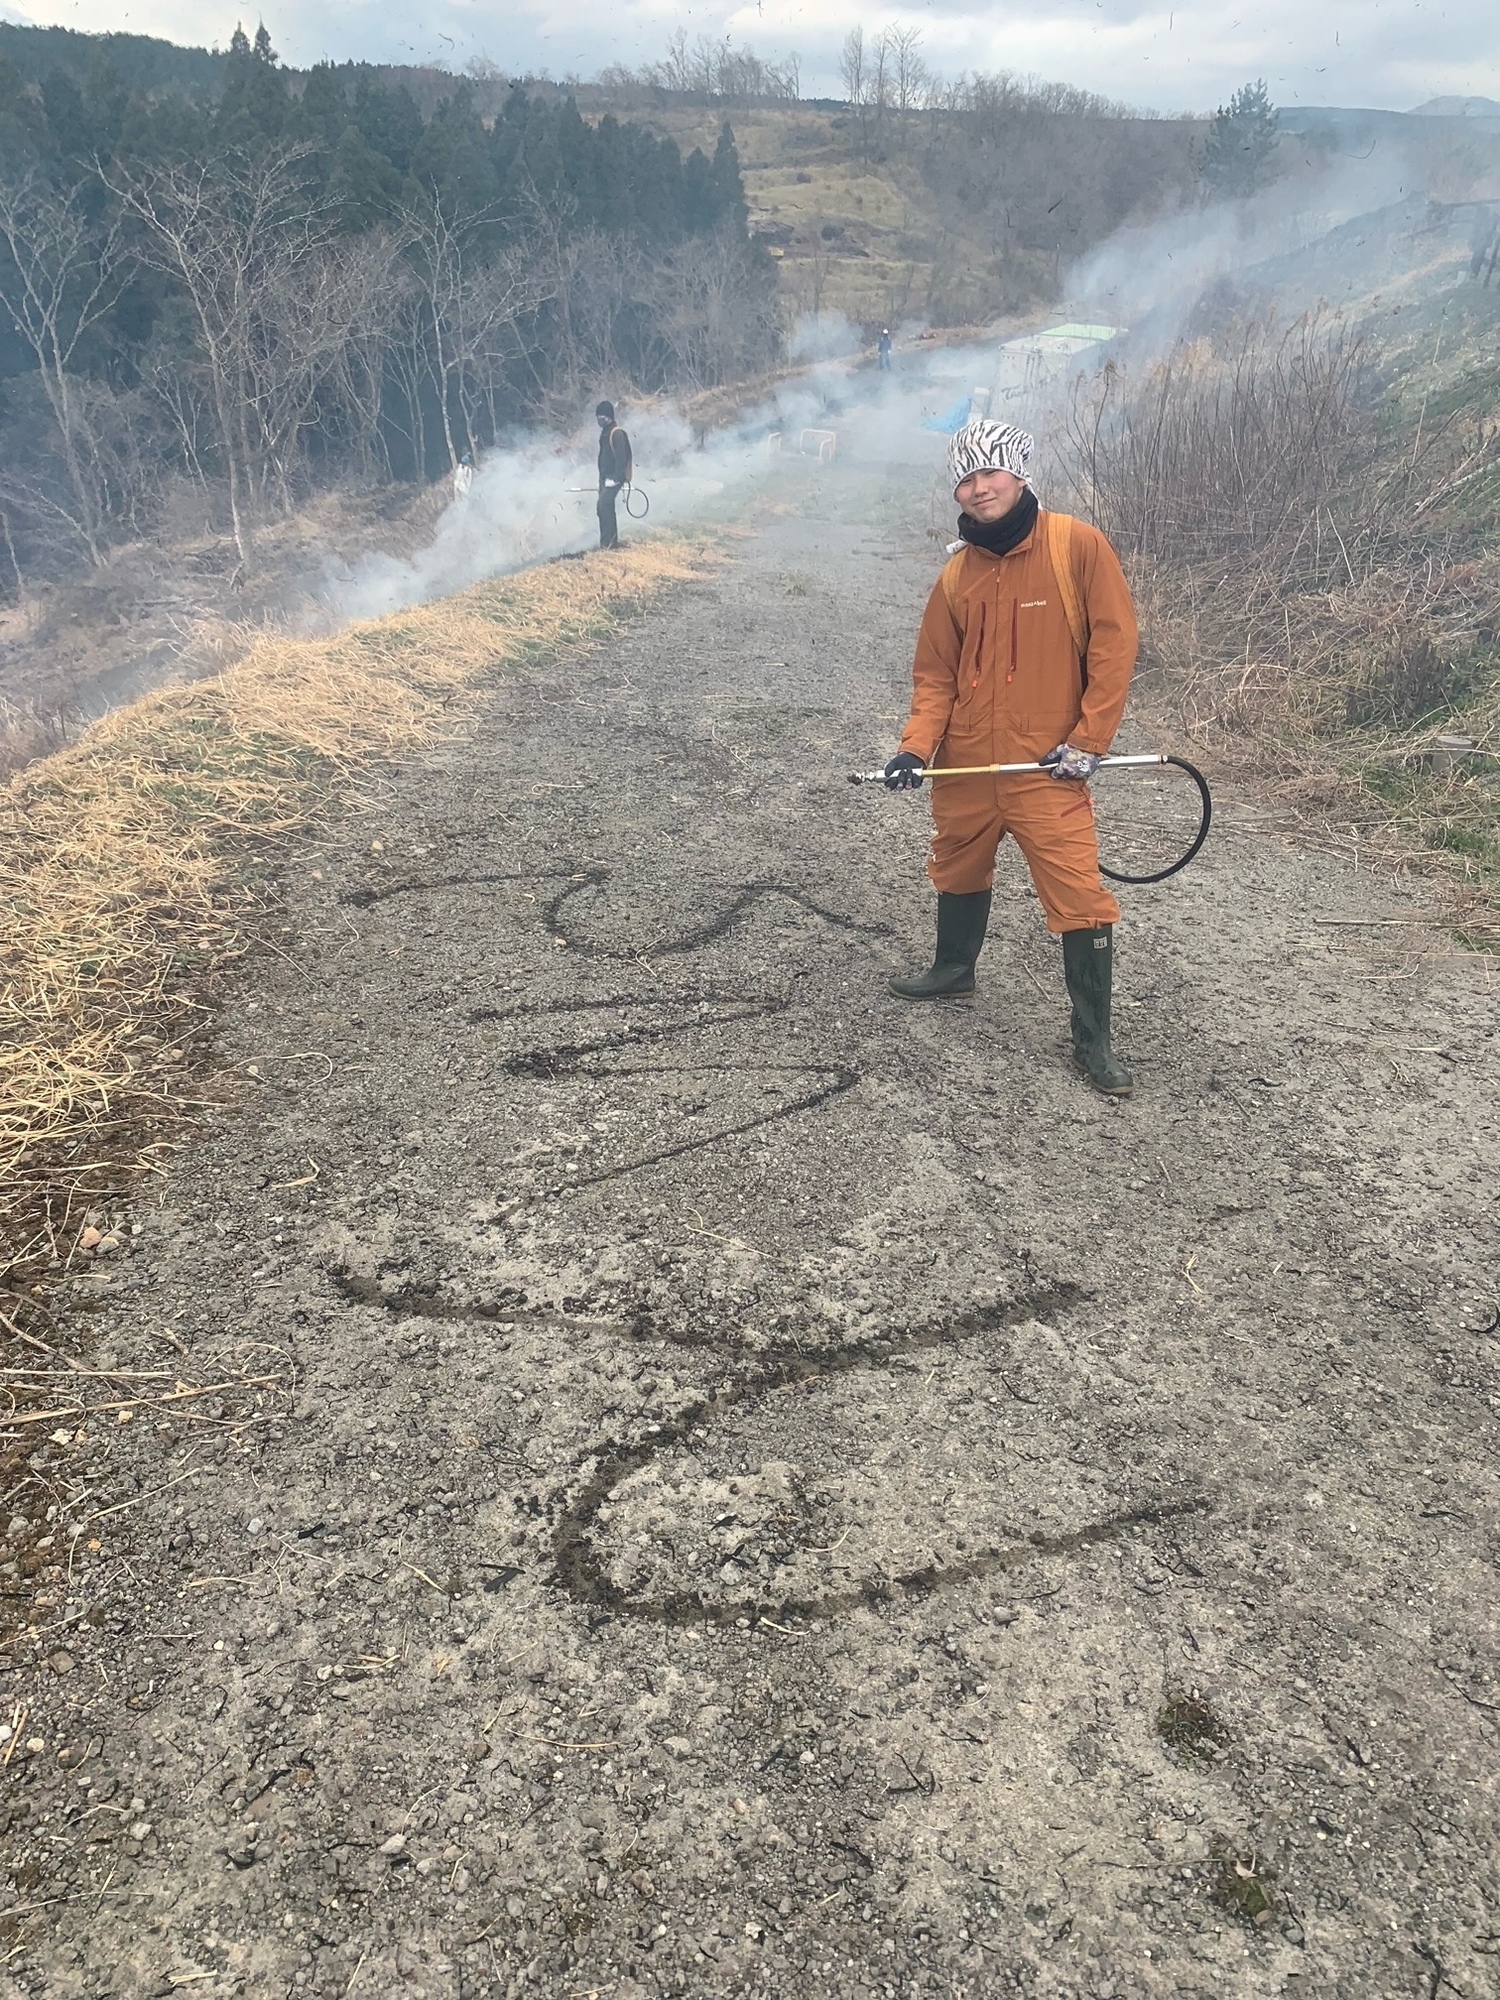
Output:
[954, 597, 987, 710]
[940, 515, 1090, 665]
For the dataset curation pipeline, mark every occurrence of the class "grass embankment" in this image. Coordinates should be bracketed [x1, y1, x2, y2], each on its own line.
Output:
[1135, 549, 1500, 945]
[1074, 290, 1500, 940]
[0, 539, 711, 1342]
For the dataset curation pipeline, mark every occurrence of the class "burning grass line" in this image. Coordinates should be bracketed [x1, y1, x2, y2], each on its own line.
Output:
[0, 538, 715, 1316]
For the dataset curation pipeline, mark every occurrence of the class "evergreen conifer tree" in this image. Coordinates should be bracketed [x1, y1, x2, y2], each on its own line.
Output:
[516, 98, 567, 204]
[216, 23, 287, 147]
[709, 122, 748, 233]
[554, 98, 591, 206]
[591, 114, 634, 234]
[410, 86, 500, 223]
[487, 84, 530, 191]
[629, 132, 682, 240]
[681, 146, 714, 232]
[328, 120, 402, 228]
[353, 78, 422, 178]
[81, 54, 128, 161]
[1201, 78, 1279, 198]
[126, 87, 209, 165]
[40, 69, 89, 163]
[0, 53, 54, 165]
[295, 62, 347, 145]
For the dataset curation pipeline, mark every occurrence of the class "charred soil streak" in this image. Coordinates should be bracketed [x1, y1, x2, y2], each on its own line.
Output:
[539, 871, 899, 959]
[471, 986, 861, 1190]
[333, 1270, 1178, 1627]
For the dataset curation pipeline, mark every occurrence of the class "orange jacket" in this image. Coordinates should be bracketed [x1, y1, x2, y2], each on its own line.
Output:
[898, 511, 1138, 769]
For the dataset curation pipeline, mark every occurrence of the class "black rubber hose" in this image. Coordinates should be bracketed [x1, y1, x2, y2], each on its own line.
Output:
[1099, 755, 1213, 886]
[625, 485, 650, 518]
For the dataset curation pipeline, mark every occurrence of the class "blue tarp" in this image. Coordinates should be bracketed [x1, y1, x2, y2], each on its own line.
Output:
[922, 395, 971, 434]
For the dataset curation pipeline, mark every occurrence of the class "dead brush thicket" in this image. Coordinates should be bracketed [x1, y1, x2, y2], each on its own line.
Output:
[1065, 310, 1500, 942]
[0, 537, 712, 1405]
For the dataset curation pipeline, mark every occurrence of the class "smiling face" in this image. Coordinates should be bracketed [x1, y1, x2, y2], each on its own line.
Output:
[955, 467, 1026, 522]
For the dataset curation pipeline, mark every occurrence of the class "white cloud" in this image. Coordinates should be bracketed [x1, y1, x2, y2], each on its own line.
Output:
[9, 0, 1500, 114]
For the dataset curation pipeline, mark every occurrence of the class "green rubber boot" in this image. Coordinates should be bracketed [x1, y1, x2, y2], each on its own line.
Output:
[889, 890, 991, 1000]
[1061, 925, 1134, 1095]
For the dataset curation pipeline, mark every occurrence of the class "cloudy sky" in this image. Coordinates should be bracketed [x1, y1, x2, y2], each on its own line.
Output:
[7, 0, 1499, 115]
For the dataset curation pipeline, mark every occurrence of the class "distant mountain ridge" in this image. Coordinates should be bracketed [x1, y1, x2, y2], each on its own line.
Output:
[1279, 101, 1500, 142]
[0, 20, 225, 95]
[1412, 96, 1500, 117]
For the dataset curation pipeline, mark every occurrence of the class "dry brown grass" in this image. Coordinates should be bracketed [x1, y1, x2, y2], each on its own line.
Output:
[1127, 547, 1500, 948]
[0, 537, 714, 1321]
[1065, 313, 1500, 944]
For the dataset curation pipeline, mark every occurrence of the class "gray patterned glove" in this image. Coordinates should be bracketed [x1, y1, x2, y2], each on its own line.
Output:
[883, 752, 926, 791]
[1041, 743, 1102, 782]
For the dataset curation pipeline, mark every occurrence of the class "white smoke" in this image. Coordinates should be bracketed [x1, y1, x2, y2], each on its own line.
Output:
[323, 402, 762, 625]
[1070, 142, 1450, 337]
[786, 309, 866, 363]
[320, 321, 979, 628]
[318, 334, 1095, 631]
[319, 137, 1486, 631]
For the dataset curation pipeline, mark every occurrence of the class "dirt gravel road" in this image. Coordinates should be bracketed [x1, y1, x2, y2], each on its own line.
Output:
[11, 465, 1500, 2000]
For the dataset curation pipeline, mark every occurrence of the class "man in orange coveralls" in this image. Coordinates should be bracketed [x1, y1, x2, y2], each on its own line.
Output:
[883, 417, 1139, 1095]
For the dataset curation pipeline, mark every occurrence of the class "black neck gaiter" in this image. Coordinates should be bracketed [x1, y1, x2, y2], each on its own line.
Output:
[957, 486, 1038, 557]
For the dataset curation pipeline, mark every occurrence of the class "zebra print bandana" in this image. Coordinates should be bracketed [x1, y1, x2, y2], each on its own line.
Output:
[947, 419, 1034, 496]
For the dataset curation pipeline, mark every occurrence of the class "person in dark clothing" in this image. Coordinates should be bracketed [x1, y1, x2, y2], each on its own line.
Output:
[595, 400, 633, 549]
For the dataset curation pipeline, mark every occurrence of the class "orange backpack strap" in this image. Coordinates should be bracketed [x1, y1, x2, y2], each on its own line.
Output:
[939, 550, 967, 618]
[1044, 510, 1089, 663]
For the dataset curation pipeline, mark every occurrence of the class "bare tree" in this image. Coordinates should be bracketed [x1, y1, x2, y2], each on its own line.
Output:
[322, 233, 413, 478]
[0, 169, 130, 563]
[448, 244, 557, 457]
[517, 224, 633, 424]
[140, 341, 217, 489]
[398, 194, 477, 476]
[643, 230, 779, 390]
[399, 194, 557, 474]
[840, 25, 866, 102]
[253, 227, 408, 506]
[654, 29, 693, 94]
[770, 53, 801, 102]
[105, 144, 336, 567]
[869, 30, 893, 144]
[841, 27, 869, 157]
[891, 27, 929, 115]
[636, 30, 799, 104]
[688, 35, 722, 98]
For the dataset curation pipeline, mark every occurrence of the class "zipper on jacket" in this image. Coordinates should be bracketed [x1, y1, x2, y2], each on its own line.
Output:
[1006, 597, 1018, 684]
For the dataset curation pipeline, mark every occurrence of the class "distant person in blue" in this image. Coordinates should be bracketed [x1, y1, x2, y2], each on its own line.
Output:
[877, 327, 893, 371]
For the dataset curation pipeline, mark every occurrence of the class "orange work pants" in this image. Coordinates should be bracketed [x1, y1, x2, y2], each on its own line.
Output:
[927, 773, 1120, 933]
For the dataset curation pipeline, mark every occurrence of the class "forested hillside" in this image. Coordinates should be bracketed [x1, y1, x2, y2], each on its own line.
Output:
[0, 25, 776, 578]
[640, 90, 1201, 326]
[0, 21, 226, 98]
[1, 12, 1421, 598]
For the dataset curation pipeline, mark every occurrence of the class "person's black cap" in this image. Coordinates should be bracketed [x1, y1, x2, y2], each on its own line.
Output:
[596, 400, 615, 421]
